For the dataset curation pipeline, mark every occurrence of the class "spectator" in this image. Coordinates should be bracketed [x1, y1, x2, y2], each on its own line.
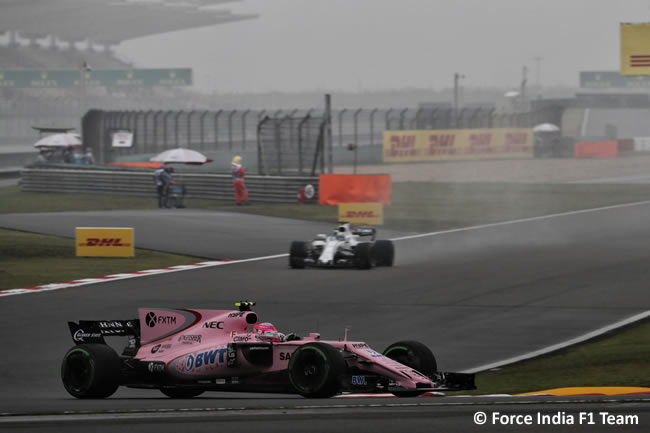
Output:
[231, 155, 249, 205]
[83, 148, 95, 165]
[153, 165, 173, 208]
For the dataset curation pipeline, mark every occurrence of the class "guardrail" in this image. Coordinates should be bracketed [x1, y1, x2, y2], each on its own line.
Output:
[20, 167, 318, 203]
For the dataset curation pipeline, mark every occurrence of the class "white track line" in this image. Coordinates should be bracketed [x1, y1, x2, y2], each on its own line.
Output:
[390, 199, 650, 242]
[461, 310, 650, 374]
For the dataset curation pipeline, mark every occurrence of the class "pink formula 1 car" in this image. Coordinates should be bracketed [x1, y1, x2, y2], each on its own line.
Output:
[61, 302, 474, 399]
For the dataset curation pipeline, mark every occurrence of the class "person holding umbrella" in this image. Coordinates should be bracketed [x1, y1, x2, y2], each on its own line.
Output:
[153, 164, 174, 208]
[231, 155, 249, 205]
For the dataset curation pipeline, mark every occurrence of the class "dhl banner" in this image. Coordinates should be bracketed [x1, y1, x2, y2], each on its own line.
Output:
[383, 128, 533, 162]
[620, 23, 650, 76]
[319, 174, 392, 205]
[338, 203, 383, 225]
[76, 227, 134, 257]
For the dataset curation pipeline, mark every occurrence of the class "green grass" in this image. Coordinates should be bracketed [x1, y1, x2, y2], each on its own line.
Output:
[452, 319, 650, 395]
[4, 183, 650, 233]
[0, 228, 203, 290]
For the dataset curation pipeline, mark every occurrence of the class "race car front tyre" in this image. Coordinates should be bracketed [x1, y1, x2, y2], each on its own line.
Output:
[61, 344, 122, 399]
[289, 241, 308, 269]
[383, 341, 437, 397]
[160, 388, 204, 399]
[288, 342, 346, 398]
[372, 240, 395, 266]
[354, 242, 373, 269]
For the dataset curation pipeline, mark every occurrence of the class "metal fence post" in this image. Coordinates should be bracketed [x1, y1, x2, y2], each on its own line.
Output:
[228, 110, 237, 150]
[338, 109, 347, 146]
[199, 110, 209, 150]
[186, 110, 195, 148]
[369, 108, 378, 146]
[385, 108, 393, 130]
[214, 110, 223, 149]
[241, 109, 250, 150]
[399, 108, 408, 130]
[174, 111, 182, 147]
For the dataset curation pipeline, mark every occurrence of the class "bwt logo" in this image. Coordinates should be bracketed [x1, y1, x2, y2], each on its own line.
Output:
[345, 211, 377, 218]
[145, 311, 177, 328]
[79, 238, 131, 247]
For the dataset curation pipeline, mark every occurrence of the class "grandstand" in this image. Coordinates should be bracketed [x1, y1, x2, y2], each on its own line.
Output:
[0, 0, 258, 145]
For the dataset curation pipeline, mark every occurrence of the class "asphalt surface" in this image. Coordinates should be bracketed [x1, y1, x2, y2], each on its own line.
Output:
[1, 205, 649, 431]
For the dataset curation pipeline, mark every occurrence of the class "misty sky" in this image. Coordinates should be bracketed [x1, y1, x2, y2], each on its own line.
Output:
[117, 0, 650, 94]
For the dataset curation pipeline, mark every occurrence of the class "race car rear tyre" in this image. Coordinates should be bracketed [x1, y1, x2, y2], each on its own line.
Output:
[383, 341, 437, 397]
[160, 388, 204, 399]
[289, 241, 308, 269]
[61, 344, 121, 399]
[288, 342, 346, 398]
[354, 242, 373, 269]
[372, 240, 395, 266]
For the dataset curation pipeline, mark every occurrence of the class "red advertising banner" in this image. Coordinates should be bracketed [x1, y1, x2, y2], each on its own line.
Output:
[319, 174, 392, 205]
[574, 141, 618, 158]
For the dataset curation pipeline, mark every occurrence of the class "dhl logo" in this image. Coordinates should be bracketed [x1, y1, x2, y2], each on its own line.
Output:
[390, 135, 416, 148]
[78, 238, 131, 247]
[345, 211, 377, 218]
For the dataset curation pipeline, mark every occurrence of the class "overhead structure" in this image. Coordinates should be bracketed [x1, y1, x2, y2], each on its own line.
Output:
[0, 0, 257, 45]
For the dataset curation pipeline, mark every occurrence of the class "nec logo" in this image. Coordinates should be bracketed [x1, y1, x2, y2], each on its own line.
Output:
[79, 238, 131, 247]
[345, 211, 377, 218]
[203, 321, 224, 329]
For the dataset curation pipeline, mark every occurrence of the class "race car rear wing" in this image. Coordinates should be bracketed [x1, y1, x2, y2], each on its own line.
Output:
[68, 320, 140, 355]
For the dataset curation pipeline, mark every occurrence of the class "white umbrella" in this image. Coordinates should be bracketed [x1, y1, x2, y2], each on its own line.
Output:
[150, 148, 213, 165]
[34, 133, 82, 148]
[533, 123, 560, 133]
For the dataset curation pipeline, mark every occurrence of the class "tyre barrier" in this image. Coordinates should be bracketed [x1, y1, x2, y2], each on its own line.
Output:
[20, 167, 319, 203]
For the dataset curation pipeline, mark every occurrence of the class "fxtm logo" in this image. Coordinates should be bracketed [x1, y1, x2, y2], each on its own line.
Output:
[78, 238, 131, 247]
[145, 312, 177, 328]
[345, 211, 377, 218]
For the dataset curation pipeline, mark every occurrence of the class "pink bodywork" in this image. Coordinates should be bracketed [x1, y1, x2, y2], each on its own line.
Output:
[135, 308, 434, 390]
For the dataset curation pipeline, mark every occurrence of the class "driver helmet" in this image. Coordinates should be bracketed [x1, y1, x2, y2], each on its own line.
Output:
[232, 155, 242, 164]
[254, 322, 281, 341]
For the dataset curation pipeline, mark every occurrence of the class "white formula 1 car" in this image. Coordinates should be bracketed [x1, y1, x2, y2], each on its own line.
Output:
[289, 223, 394, 269]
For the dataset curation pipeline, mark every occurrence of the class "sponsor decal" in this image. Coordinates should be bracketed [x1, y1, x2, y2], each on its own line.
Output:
[75, 228, 134, 258]
[351, 375, 367, 386]
[145, 311, 177, 328]
[279, 352, 292, 361]
[178, 335, 202, 344]
[77, 238, 130, 247]
[72, 329, 102, 343]
[98, 321, 124, 329]
[227, 344, 237, 367]
[151, 343, 172, 354]
[228, 312, 245, 318]
[338, 203, 383, 225]
[203, 321, 224, 329]
[352, 343, 369, 349]
[147, 362, 165, 373]
[383, 128, 533, 162]
[182, 348, 228, 372]
[233, 335, 251, 343]
[365, 349, 383, 358]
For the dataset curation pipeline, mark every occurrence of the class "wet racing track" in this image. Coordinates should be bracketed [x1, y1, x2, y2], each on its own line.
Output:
[1, 206, 649, 432]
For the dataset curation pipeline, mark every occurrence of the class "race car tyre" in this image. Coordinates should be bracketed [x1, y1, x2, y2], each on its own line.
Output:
[354, 242, 373, 269]
[288, 342, 346, 398]
[289, 241, 308, 269]
[160, 388, 205, 399]
[61, 344, 122, 399]
[372, 240, 395, 267]
[383, 341, 437, 397]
